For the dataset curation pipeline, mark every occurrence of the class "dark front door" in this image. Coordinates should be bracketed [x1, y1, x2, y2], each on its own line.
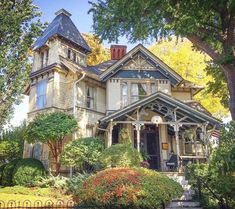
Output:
[144, 126, 160, 170]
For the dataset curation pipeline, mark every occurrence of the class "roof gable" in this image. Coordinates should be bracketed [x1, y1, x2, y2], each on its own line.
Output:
[99, 91, 221, 126]
[32, 9, 91, 52]
[100, 44, 183, 85]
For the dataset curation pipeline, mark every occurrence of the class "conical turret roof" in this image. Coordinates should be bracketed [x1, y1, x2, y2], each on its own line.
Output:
[32, 9, 91, 52]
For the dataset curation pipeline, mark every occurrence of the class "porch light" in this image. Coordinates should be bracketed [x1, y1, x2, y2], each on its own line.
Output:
[151, 115, 163, 124]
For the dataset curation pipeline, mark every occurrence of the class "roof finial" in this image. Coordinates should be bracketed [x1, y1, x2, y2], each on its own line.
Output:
[55, 8, 71, 17]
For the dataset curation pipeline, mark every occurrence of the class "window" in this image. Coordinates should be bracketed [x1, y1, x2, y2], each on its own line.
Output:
[40, 52, 44, 68]
[45, 49, 49, 66]
[121, 82, 128, 107]
[150, 83, 157, 94]
[72, 51, 77, 63]
[86, 86, 95, 109]
[68, 48, 71, 59]
[131, 83, 147, 103]
[36, 80, 47, 109]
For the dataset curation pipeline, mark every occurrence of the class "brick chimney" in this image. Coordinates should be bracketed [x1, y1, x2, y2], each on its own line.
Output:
[111, 45, 127, 60]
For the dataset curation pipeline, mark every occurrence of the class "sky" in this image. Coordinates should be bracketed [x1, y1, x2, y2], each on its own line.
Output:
[9, 0, 152, 127]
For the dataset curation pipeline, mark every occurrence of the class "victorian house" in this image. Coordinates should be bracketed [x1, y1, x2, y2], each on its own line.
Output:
[23, 9, 221, 172]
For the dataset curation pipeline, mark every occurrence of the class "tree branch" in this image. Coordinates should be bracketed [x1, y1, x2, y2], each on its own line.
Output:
[225, 7, 235, 50]
[187, 34, 222, 61]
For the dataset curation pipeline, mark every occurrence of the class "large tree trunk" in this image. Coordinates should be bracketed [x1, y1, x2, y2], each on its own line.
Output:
[223, 65, 235, 120]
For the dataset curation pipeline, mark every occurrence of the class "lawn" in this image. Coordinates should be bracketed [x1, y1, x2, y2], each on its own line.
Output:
[0, 186, 74, 207]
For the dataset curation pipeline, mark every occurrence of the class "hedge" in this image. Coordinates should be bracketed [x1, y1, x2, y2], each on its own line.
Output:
[1, 158, 21, 186]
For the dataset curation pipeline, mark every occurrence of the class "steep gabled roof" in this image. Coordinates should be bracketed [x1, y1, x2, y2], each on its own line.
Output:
[100, 44, 183, 84]
[32, 9, 91, 52]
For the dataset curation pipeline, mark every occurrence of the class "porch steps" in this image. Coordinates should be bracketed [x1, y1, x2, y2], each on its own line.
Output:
[164, 172, 202, 209]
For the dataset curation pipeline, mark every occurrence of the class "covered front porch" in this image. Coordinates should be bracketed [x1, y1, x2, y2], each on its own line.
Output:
[97, 92, 221, 171]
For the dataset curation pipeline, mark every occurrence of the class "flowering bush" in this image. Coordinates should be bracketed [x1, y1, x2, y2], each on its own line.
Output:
[74, 167, 183, 208]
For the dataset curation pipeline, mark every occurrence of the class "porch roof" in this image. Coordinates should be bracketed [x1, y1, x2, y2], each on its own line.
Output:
[99, 91, 221, 127]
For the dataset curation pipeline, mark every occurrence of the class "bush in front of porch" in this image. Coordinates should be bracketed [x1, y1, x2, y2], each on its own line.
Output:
[73, 167, 183, 208]
[99, 143, 143, 168]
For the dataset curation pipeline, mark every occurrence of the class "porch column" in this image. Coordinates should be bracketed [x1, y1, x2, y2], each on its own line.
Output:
[107, 120, 113, 147]
[136, 107, 141, 152]
[202, 124, 209, 162]
[136, 124, 141, 152]
[174, 124, 180, 170]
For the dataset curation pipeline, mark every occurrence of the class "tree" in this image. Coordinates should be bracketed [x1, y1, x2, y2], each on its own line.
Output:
[61, 137, 104, 172]
[149, 38, 228, 118]
[82, 33, 110, 66]
[0, 0, 42, 128]
[0, 121, 26, 164]
[186, 122, 235, 209]
[89, 0, 235, 119]
[24, 112, 78, 174]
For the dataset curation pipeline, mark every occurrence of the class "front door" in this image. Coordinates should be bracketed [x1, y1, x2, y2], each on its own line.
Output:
[143, 126, 160, 170]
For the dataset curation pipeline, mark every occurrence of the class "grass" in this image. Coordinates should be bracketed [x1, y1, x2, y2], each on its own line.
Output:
[0, 186, 74, 207]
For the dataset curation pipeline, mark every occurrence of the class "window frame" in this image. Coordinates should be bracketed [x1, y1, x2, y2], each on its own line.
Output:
[86, 85, 96, 109]
[120, 82, 128, 108]
[36, 80, 47, 109]
[120, 81, 158, 106]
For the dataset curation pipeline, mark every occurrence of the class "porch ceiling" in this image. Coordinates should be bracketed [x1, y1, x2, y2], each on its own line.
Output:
[99, 91, 221, 128]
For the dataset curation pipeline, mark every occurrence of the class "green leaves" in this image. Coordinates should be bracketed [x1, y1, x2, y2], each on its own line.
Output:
[186, 121, 235, 209]
[61, 137, 104, 172]
[0, 0, 43, 127]
[25, 112, 78, 144]
[99, 143, 143, 168]
[24, 112, 78, 174]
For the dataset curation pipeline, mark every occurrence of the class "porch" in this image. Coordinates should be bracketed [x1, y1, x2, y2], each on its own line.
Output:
[97, 92, 221, 171]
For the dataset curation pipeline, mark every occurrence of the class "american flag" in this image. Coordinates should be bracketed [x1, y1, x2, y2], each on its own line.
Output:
[211, 129, 221, 138]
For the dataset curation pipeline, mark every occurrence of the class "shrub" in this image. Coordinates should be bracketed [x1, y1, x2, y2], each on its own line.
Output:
[186, 122, 235, 209]
[0, 163, 6, 185]
[61, 137, 104, 172]
[66, 173, 91, 195]
[12, 158, 46, 186]
[74, 167, 183, 208]
[36, 174, 68, 190]
[1, 158, 21, 186]
[100, 143, 143, 168]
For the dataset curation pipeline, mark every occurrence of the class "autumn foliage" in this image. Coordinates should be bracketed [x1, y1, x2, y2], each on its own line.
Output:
[74, 167, 183, 208]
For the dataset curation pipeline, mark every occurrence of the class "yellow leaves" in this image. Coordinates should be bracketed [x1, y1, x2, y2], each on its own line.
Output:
[82, 33, 110, 66]
[149, 38, 228, 118]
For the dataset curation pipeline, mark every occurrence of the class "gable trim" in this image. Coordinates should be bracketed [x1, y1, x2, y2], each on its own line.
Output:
[100, 44, 183, 84]
[99, 91, 221, 125]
